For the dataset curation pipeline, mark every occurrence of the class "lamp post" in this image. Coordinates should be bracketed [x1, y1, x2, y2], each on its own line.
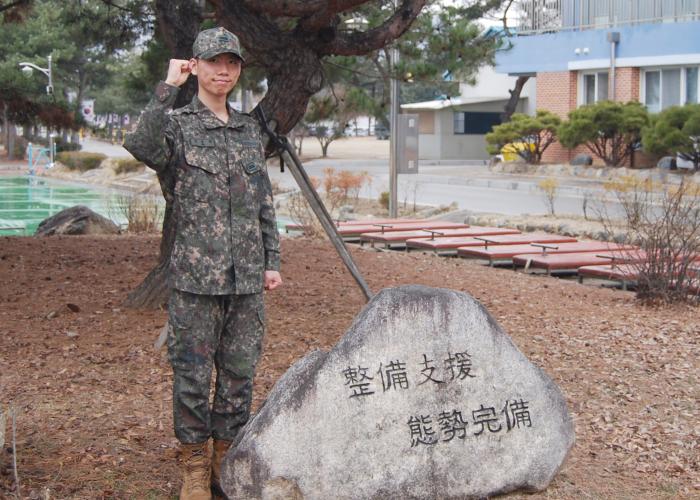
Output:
[19, 54, 53, 95]
[19, 55, 55, 168]
[389, 0, 400, 217]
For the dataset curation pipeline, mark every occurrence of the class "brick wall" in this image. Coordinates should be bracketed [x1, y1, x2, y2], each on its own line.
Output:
[536, 71, 584, 163]
[535, 68, 644, 165]
[613, 67, 640, 102]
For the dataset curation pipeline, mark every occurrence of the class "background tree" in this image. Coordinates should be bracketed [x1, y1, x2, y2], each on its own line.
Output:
[558, 101, 649, 167]
[485, 110, 560, 164]
[124, 0, 507, 308]
[643, 104, 700, 171]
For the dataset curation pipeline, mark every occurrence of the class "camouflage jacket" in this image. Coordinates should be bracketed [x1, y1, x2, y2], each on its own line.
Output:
[124, 82, 280, 295]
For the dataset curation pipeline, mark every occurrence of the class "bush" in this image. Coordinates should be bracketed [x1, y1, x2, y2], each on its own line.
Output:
[110, 193, 163, 233]
[57, 152, 106, 171]
[597, 177, 700, 304]
[559, 101, 649, 167]
[537, 177, 559, 215]
[379, 191, 390, 210]
[115, 158, 145, 175]
[27, 136, 81, 153]
[485, 110, 561, 164]
[642, 103, 700, 171]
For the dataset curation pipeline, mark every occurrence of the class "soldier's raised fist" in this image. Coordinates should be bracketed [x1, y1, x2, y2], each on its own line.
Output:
[164, 59, 192, 87]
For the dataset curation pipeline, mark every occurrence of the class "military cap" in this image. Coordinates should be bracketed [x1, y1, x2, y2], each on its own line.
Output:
[192, 27, 245, 62]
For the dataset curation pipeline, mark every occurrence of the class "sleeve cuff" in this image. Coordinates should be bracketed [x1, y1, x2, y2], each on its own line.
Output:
[265, 251, 281, 272]
[155, 81, 180, 104]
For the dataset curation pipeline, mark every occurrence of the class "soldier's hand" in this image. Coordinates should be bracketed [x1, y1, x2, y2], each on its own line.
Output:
[264, 271, 282, 291]
[164, 59, 191, 87]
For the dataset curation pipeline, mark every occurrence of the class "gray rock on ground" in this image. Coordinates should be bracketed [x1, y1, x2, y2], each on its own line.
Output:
[35, 205, 120, 236]
[570, 154, 593, 166]
[222, 285, 575, 500]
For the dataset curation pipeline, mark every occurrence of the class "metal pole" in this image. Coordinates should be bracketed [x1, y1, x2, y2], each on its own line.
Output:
[280, 142, 373, 301]
[47, 55, 53, 95]
[389, 0, 400, 218]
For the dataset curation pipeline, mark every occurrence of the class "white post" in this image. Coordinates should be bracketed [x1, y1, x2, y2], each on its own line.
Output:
[389, 0, 400, 218]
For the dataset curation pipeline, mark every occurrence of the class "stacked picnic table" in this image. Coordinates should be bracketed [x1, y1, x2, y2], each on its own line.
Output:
[285, 219, 700, 291]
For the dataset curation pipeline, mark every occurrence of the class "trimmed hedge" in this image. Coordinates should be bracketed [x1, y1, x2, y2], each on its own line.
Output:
[57, 152, 107, 171]
[115, 158, 146, 175]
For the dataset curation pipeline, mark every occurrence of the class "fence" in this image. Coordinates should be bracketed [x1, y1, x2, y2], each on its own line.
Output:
[517, 0, 700, 33]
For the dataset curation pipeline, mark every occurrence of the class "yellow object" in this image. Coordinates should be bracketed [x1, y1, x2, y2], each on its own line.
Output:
[179, 441, 212, 500]
[501, 142, 535, 162]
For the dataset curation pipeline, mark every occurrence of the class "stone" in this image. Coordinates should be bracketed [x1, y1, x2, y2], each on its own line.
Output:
[570, 154, 593, 166]
[222, 285, 574, 500]
[657, 156, 677, 170]
[35, 205, 119, 236]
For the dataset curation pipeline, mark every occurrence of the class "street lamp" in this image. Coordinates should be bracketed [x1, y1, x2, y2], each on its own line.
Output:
[19, 54, 53, 95]
[389, 0, 400, 217]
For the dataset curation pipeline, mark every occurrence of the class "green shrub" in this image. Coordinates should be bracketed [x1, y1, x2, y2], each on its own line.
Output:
[57, 151, 106, 171]
[642, 103, 700, 171]
[485, 110, 561, 164]
[558, 101, 649, 167]
[115, 158, 145, 175]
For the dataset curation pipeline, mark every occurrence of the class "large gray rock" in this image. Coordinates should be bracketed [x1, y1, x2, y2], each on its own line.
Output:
[35, 205, 119, 236]
[222, 286, 574, 500]
[570, 154, 593, 166]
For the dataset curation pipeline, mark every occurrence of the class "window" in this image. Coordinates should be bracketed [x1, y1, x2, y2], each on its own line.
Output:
[644, 66, 700, 112]
[581, 71, 609, 105]
[453, 112, 502, 135]
[686, 67, 698, 104]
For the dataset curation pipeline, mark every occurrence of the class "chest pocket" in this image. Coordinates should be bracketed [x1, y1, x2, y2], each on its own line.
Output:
[179, 138, 222, 201]
[237, 139, 264, 176]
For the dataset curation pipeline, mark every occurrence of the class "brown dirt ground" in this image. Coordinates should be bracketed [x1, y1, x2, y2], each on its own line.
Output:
[0, 235, 698, 499]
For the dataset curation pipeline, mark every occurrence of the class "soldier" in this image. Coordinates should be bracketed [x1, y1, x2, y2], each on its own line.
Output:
[124, 27, 282, 500]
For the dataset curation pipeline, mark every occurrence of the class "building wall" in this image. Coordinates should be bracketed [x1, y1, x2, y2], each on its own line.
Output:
[415, 99, 526, 161]
[613, 67, 640, 102]
[536, 72, 584, 163]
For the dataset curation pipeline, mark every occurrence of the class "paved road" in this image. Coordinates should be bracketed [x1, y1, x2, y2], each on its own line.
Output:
[80, 138, 614, 217]
[81, 137, 133, 158]
[269, 159, 615, 217]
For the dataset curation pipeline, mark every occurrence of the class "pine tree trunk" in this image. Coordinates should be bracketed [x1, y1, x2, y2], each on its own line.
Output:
[123, 0, 200, 309]
[502, 76, 530, 122]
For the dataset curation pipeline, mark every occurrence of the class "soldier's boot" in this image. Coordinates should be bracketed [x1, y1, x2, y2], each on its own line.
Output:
[211, 439, 232, 497]
[179, 442, 212, 500]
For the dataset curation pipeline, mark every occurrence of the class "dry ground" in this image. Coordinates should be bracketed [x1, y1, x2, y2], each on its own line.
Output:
[0, 235, 698, 499]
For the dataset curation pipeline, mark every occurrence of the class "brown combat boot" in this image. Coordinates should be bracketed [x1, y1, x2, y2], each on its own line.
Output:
[179, 441, 212, 500]
[211, 439, 232, 497]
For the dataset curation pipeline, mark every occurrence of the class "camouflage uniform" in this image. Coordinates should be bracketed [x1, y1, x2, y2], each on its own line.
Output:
[124, 32, 280, 443]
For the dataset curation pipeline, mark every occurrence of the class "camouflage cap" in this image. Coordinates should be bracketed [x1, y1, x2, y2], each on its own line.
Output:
[192, 27, 245, 62]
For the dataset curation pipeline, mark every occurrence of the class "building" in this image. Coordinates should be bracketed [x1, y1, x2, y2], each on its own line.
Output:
[401, 66, 536, 161]
[495, 0, 700, 163]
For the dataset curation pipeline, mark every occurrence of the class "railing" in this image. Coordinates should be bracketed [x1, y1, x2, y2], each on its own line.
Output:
[517, 0, 700, 33]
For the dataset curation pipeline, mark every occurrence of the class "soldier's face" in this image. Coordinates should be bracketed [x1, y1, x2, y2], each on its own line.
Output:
[191, 53, 242, 98]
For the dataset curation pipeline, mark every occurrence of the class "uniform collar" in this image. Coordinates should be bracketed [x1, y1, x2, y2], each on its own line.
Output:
[192, 95, 247, 130]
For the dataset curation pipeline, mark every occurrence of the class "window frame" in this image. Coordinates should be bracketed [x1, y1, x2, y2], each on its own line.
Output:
[641, 65, 700, 113]
[578, 70, 610, 106]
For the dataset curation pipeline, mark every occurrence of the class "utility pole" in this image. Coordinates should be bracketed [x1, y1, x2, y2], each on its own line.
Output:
[388, 0, 400, 217]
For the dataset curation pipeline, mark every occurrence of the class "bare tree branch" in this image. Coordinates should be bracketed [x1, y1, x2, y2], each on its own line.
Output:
[323, 0, 429, 56]
[0, 0, 29, 14]
[241, 0, 368, 17]
[297, 0, 369, 32]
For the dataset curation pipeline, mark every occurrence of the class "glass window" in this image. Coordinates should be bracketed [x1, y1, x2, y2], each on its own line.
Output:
[597, 72, 609, 101]
[584, 74, 596, 104]
[645, 71, 660, 113]
[453, 112, 465, 134]
[662, 69, 681, 107]
[686, 67, 698, 104]
[582, 72, 609, 104]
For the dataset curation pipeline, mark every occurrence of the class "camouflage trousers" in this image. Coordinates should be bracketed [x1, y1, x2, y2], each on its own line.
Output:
[167, 289, 265, 444]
